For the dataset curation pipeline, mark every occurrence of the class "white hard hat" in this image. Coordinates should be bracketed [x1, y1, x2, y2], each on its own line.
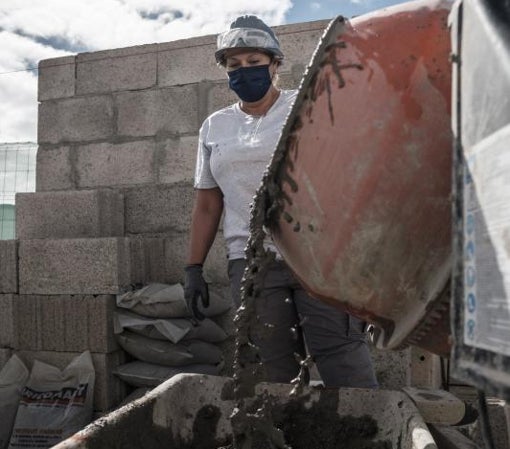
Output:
[215, 15, 284, 65]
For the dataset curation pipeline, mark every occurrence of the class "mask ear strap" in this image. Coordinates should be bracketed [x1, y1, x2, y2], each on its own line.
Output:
[270, 61, 278, 81]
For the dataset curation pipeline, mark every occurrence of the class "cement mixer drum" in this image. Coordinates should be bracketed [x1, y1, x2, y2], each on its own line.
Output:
[261, 0, 453, 356]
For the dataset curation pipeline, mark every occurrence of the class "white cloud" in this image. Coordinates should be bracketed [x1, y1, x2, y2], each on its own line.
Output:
[310, 2, 321, 10]
[0, 0, 292, 51]
[0, 31, 69, 72]
[0, 70, 38, 142]
[0, 0, 292, 142]
[0, 31, 69, 142]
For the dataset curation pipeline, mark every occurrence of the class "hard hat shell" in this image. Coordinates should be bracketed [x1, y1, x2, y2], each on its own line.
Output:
[215, 15, 284, 65]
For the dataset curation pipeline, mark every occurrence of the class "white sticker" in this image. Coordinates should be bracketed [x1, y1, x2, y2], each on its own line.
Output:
[462, 124, 510, 356]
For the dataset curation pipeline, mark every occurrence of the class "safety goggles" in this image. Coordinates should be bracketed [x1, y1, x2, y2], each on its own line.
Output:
[216, 27, 280, 52]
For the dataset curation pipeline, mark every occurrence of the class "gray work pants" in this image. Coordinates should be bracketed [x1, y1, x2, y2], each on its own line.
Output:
[228, 259, 378, 388]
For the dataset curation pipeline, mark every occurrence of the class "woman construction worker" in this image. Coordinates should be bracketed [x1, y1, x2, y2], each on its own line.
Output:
[184, 15, 378, 388]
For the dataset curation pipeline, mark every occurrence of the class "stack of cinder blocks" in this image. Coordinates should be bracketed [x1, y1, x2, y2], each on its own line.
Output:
[0, 241, 17, 369]
[0, 21, 329, 413]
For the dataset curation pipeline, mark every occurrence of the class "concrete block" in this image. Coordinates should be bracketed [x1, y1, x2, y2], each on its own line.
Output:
[370, 346, 410, 390]
[0, 347, 12, 371]
[19, 238, 132, 295]
[409, 346, 442, 389]
[116, 85, 198, 138]
[16, 350, 127, 411]
[274, 19, 330, 35]
[127, 232, 229, 286]
[128, 237, 150, 285]
[39, 55, 77, 68]
[158, 43, 222, 86]
[0, 294, 16, 347]
[128, 237, 169, 285]
[278, 27, 326, 76]
[77, 52, 157, 94]
[36, 146, 74, 191]
[38, 56, 76, 101]
[159, 234, 187, 284]
[476, 398, 510, 449]
[158, 232, 228, 285]
[205, 81, 238, 118]
[137, 234, 228, 285]
[157, 34, 215, 52]
[75, 141, 155, 188]
[123, 182, 194, 234]
[16, 189, 124, 239]
[278, 73, 303, 91]
[156, 135, 198, 184]
[78, 43, 159, 62]
[455, 395, 510, 449]
[402, 387, 466, 425]
[14, 295, 118, 353]
[0, 240, 18, 293]
[38, 96, 114, 144]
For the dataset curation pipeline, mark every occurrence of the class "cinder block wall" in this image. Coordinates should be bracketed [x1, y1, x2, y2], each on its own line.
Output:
[0, 20, 332, 412]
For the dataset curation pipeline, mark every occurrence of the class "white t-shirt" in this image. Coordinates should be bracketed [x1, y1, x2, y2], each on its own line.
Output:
[195, 89, 297, 260]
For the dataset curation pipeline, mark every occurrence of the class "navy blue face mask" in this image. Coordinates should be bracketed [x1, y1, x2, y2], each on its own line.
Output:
[227, 64, 272, 103]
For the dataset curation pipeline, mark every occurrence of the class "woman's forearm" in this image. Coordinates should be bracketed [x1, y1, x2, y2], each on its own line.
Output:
[187, 187, 224, 265]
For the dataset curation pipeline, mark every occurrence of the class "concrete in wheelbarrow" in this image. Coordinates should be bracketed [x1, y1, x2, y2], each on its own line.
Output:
[54, 374, 437, 449]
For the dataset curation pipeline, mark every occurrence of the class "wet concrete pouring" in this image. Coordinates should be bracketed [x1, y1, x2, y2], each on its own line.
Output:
[222, 17, 390, 449]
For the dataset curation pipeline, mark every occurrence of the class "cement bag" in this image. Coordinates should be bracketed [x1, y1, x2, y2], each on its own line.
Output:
[116, 283, 231, 318]
[117, 283, 188, 317]
[114, 361, 224, 387]
[177, 317, 228, 342]
[0, 355, 29, 449]
[113, 309, 227, 343]
[116, 331, 223, 366]
[8, 351, 95, 449]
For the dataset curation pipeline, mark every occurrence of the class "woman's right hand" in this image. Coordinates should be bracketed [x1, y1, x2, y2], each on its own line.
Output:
[184, 264, 209, 321]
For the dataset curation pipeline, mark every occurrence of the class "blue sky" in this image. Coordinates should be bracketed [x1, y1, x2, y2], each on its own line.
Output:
[285, 0, 408, 22]
[0, 0, 411, 142]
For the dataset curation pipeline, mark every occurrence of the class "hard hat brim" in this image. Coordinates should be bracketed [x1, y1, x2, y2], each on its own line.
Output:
[215, 27, 284, 64]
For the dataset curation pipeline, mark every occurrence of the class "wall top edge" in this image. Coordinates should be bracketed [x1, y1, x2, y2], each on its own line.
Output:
[38, 18, 331, 67]
[39, 55, 76, 68]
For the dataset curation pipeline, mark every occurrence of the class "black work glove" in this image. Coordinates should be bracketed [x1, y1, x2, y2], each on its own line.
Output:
[184, 264, 210, 321]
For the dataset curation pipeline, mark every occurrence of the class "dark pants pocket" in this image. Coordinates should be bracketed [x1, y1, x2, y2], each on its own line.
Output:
[347, 315, 368, 339]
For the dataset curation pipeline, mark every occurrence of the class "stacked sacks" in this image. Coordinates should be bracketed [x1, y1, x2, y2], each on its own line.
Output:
[0, 356, 29, 449]
[113, 283, 230, 388]
[1, 352, 95, 449]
